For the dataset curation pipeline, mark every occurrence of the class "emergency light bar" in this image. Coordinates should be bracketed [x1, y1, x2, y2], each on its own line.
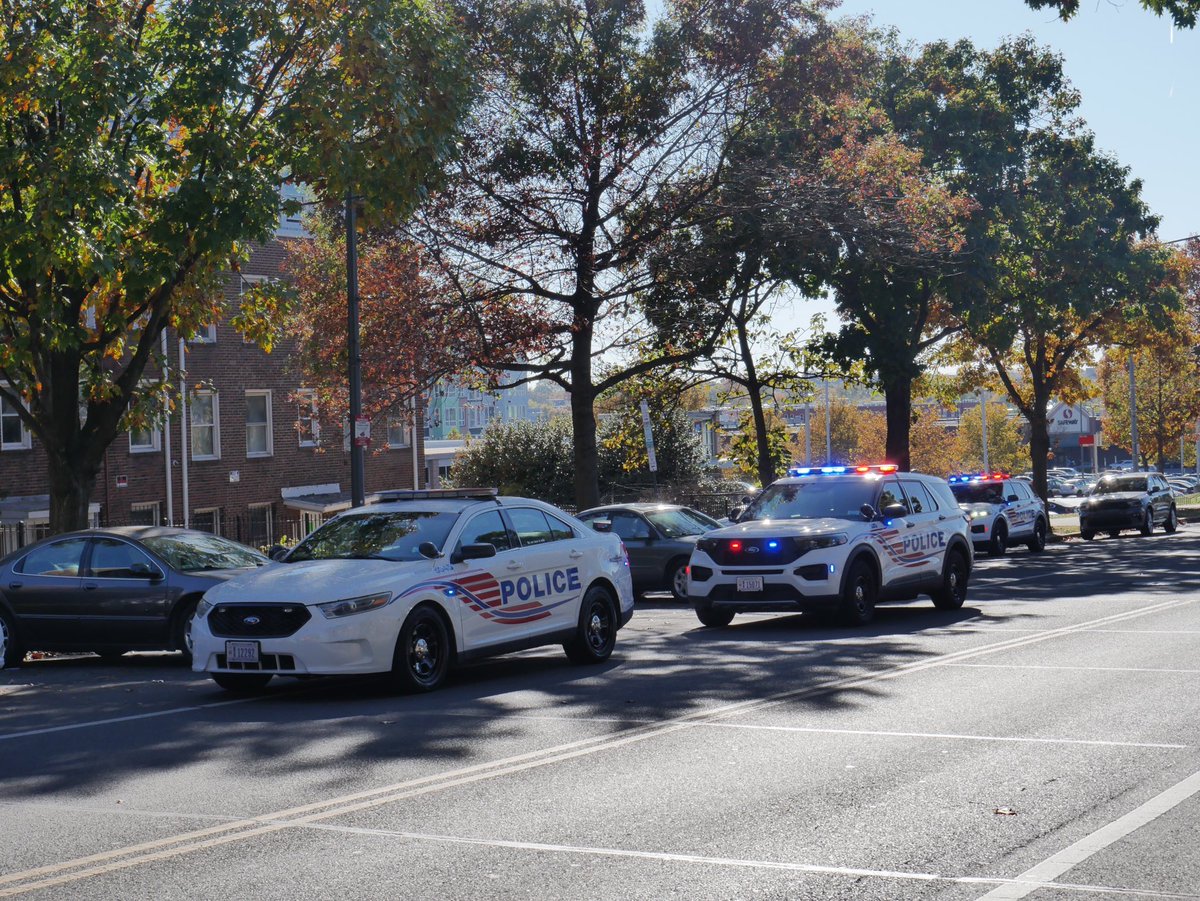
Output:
[787, 464, 898, 477]
[947, 473, 1010, 483]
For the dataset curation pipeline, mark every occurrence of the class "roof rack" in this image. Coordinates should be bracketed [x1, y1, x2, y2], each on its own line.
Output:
[369, 488, 499, 504]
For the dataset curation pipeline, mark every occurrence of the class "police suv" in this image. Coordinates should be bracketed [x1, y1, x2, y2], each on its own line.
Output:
[947, 473, 1048, 556]
[687, 466, 972, 627]
[190, 489, 635, 693]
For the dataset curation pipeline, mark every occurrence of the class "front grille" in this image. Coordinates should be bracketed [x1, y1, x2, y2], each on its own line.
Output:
[208, 604, 311, 638]
[216, 653, 297, 672]
[698, 538, 803, 566]
[707, 583, 807, 603]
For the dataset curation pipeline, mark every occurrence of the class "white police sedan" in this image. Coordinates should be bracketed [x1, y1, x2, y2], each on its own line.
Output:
[191, 489, 634, 693]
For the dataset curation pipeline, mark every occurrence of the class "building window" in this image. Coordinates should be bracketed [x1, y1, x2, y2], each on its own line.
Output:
[129, 424, 161, 453]
[192, 508, 221, 535]
[444, 406, 460, 427]
[188, 322, 217, 344]
[297, 390, 319, 447]
[1, 393, 32, 451]
[130, 502, 161, 526]
[387, 418, 411, 448]
[247, 503, 274, 549]
[245, 390, 273, 458]
[191, 391, 220, 461]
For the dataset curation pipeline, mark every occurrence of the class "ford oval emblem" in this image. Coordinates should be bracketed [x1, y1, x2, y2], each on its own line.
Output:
[243, 616, 261, 625]
[746, 546, 760, 554]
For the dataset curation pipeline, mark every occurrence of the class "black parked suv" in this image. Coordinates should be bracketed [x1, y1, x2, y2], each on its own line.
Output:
[1078, 472, 1178, 540]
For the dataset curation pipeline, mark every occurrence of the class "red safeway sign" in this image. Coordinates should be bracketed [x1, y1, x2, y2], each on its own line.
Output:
[1078, 434, 1095, 447]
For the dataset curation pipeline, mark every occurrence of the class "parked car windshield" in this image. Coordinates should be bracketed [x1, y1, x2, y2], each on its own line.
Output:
[742, 479, 879, 521]
[645, 507, 720, 538]
[286, 510, 459, 562]
[1094, 476, 1147, 494]
[949, 483, 1006, 504]
[141, 534, 269, 572]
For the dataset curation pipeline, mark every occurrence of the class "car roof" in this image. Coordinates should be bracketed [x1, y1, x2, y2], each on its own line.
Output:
[577, 503, 693, 516]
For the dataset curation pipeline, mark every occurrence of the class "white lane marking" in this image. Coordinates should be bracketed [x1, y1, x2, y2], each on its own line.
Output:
[289, 823, 1200, 900]
[694, 722, 1189, 750]
[978, 768, 1200, 900]
[950, 662, 1200, 675]
[1, 595, 1195, 895]
[0, 697, 262, 742]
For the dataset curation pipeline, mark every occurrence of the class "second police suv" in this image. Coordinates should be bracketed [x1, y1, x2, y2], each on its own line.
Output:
[947, 473, 1048, 557]
[687, 465, 973, 627]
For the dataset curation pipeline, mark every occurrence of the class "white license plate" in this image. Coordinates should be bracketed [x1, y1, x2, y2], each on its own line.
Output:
[736, 576, 764, 593]
[226, 641, 260, 664]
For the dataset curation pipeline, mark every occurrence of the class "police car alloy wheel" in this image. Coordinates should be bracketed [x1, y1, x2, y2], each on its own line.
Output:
[838, 558, 878, 625]
[392, 604, 451, 692]
[1027, 519, 1047, 553]
[932, 549, 969, 610]
[564, 586, 618, 663]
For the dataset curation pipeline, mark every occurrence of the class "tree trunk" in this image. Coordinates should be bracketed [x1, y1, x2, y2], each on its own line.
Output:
[47, 447, 101, 533]
[1028, 396, 1052, 504]
[569, 323, 600, 510]
[883, 376, 913, 471]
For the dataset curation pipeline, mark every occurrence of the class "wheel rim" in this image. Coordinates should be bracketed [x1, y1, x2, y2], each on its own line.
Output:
[1036, 522, 1045, 545]
[950, 560, 966, 602]
[408, 619, 442, 682]
[995, 527, 1006, 551]
[184, 618, 194, 656]
[0, 616, 9, 663]
[852, 572, 872, 614]
[672, 566, 688, 598]
[585, 602, 612, 652]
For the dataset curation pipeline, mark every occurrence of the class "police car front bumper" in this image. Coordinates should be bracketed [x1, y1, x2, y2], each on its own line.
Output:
[688, 552, 842, 612]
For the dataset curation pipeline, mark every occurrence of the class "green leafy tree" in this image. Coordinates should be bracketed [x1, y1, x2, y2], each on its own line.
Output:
[418, 0, 815, 510]
[447, 419, 577, 506]
[1026, 0, 1200, 26]
[728, 408, 791, 482]
[954, 403, 1030, 476]
[0, 0, 468, 529]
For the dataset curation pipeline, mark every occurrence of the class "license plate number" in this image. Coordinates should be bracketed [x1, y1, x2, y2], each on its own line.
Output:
[736, 576, 764, 593]
[226, 641, 260, 664]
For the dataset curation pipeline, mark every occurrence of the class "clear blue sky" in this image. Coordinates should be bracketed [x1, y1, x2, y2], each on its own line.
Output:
[835, 0, 1200, 243]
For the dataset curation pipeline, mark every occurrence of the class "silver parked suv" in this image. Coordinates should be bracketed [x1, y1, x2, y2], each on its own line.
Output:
[686, 466, 973, 627]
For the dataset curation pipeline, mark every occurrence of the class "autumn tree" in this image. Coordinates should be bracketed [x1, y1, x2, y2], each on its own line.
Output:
[954, 403, 1030, 476]
[0, 0, 468, 529]
[283, 216, 547, 443]
[416, 0, 822, 509]
[728, 408, 792, 482]
[1026, 0, 1200, 26]
[798, 397, 885, 466]
[908, 407, 959, 476]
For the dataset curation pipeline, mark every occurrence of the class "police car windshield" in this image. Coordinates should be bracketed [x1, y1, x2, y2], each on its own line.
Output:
[949, 483, 1005, 504]
[287, 511, 458, 562]
[742, 480, 879, 521]
[1094, 476, 1147, 494]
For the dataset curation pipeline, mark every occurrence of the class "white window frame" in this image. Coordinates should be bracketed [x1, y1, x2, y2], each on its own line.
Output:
[0, 389, 32, 451]
[387, 417, 411, 449]
[188, 322, 217, 345]
[297, 389, 319, 448]
[245, 389, 274, 458]
[129, 421, 161, 453]
[130, 501, 161, 526]
[239, 275, 272, 344]
[190, 390, 221, 461]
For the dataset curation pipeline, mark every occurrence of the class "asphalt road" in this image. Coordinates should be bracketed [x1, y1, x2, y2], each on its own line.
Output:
[3, 529, 1200, 900]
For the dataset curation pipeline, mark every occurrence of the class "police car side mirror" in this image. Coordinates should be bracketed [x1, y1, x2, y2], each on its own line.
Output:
[418, 541, 442, 560]
[267, 544, 289, 562]
[728, 505, 746, 523]
[590, 519, 612, 533]
[882, 503, 908, 519]
[1006, 494, 1019, 503]
[451, 542, 496, 564]
[860, 504, 877, 522]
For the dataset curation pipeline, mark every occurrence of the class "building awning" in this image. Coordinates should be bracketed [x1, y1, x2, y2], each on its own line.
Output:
[0, 495, 101, 526]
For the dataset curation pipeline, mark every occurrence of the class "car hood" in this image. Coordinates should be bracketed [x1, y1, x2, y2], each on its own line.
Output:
[187, 565, 272, 583]
[957, 502, 997, 515]
[704, 518, 854, 538]
[1083, 492, 1145, 504]
[203, 558, 423, 605]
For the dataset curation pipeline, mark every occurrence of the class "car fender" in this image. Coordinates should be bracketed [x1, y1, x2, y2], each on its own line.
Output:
[944, 534, 973, 573]
[837, 546, 881, 597]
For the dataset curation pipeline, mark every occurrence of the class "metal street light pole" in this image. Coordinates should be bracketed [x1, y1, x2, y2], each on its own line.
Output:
[976, 389, 989, 472]
[1128, 350, 1139, 467]
[346, 189, 365, 507]
[823, 379, 832, 464]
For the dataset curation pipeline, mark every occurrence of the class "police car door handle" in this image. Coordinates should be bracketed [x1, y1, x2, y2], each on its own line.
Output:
[905, 521, 915, 528]
[938, 515, 948, 521]
[568, 549, 584, 559]
[505, 561, 523, 571]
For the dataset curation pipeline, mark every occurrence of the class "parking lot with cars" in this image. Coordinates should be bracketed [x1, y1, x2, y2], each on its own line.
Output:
[2, 516, 1199, 899]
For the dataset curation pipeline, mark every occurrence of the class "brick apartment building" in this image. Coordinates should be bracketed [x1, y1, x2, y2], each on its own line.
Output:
[0, 231, 425, 552]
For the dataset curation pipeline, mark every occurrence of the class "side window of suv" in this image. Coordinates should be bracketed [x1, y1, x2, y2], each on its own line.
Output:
[900, 480, 939, 514]
[877, 483, 905, 513]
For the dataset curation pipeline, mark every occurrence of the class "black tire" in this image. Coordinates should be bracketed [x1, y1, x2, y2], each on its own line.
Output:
[94, 649, 129, 660]
[0, 607, 23, 669]
[1164, 506, 1179, 534]
[837, 558, 877, 626]
[391, 605, 452, 692]
[1026, 518, 1047, 553]
[932, 550, 969, 611]
[694, 603, 735, 628]
[212, 672, 273, 693]
[1108, 530, 1122, 539]
[1139, 508, 1153, 537]
[1080, 529, 1095, 541]
[171, 597, 199, 664]
[564, 586, 618, 664]
[987, 521, 1008, 557]
[667, 558, 690, 603]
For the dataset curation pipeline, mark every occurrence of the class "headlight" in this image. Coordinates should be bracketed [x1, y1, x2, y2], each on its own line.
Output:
[796, 534, 848, 553]
[970, 510, 990, 520]
[195, 598, 213, 618]
[317, 592, 393, 619]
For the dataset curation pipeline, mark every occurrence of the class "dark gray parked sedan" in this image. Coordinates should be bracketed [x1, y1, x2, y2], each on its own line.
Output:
[577, 504, 722, 601]
[1078, 472, 1178, 540]
[0, 527, 270, 668]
